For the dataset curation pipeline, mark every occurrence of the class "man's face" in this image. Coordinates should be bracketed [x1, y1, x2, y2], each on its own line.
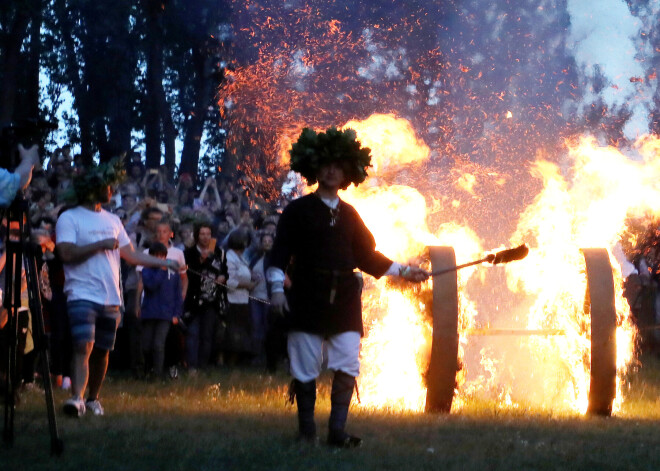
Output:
[156, 223, 172, 245]
[197, 227, 212, 248]
[123, 194, 137, 208]
[317, 162, 345, 190]
[261, 235, 274, 252]
[263, 222, 277, 236]
[217, 221, 229, 234]
[179, 226, 194, 245]
[145, 211, 162, 232]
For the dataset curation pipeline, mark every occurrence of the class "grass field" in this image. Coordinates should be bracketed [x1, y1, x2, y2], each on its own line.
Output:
[4, 354, 660, 471]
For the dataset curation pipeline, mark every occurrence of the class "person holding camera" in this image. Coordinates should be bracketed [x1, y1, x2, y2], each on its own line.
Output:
[193, 176, 223, 214]
[0, 144, 40, 207]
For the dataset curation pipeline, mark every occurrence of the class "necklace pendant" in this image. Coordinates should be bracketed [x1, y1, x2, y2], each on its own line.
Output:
[328, 206, 339, 227]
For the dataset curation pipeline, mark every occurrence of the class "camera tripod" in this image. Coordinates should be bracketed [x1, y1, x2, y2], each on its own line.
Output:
[2, 193, 63, 455]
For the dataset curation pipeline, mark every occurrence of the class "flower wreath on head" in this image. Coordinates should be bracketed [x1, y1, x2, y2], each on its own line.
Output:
[289, 127, 372, 190]
[61, 157, 126, 205]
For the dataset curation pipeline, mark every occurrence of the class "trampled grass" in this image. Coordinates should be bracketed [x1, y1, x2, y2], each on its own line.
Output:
[5, 355, 660, 471]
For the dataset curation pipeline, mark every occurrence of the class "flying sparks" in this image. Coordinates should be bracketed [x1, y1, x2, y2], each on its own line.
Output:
[220, 1, 660, 414]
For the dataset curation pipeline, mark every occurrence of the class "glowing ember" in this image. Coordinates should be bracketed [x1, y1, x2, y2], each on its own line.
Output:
[220, 1, 654, 415]
[501, 136, 649, 413]
[344, 120, 642, 415]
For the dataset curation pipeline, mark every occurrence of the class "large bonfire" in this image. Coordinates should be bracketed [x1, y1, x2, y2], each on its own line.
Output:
[219, 1, 660, 414]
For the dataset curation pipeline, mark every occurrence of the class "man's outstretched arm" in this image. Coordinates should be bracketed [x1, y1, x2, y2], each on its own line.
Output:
[119, 243, 181, 271]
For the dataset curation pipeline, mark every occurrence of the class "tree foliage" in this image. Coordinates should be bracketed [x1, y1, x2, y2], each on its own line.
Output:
[1, 0, 231, 181]
[0, 0, 43, 124]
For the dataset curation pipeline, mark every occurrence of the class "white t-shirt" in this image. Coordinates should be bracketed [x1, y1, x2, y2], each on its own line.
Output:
[136, 245, 185, 274]
[56, 206, 131, 305]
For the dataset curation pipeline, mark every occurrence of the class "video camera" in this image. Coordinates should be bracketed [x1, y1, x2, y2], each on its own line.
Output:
[0, 118, 57, 171]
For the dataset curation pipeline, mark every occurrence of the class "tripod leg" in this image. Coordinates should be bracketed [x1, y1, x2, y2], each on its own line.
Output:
[25, 254, 63, 455]
[36, 341, 64, 455]
[3, 309, 17, 446]
[3, 194, 64, 455]
[2, 252, 19, 446]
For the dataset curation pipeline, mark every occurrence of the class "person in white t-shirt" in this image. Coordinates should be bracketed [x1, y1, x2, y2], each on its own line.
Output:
[56, 182, 180, 418]
[136, 220, 187, 298]
[135, 220, 188, 377]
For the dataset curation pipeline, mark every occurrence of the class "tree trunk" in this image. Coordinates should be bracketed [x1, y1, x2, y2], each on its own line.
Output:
[143, 0, 165, 169]
[108, 79, 134, 160]
[106, 7, 137, 160]
[0, 9, 31, 123]
[180, 47, 212, 179]
[160, 90, 177, 179]
[26, 1, 43, 119]
[57, 5, 92, 160]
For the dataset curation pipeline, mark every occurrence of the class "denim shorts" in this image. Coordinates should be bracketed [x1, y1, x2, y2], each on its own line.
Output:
[67, 300, 121, 350]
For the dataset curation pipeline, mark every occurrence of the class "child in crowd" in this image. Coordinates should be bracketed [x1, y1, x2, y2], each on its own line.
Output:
[140, 242, 183, 378]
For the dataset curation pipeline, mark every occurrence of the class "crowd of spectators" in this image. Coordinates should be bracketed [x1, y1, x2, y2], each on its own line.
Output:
[7, 144, 659, 401]
[0, 146, 289, 394]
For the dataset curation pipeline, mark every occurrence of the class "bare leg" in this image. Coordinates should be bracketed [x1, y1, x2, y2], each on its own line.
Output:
[87, 347, 110, 400]
[70, 341, 94, 400]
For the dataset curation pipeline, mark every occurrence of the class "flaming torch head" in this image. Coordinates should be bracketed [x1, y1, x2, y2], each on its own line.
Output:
[289, 127, 373, 190]
[491, 244, 530, 265]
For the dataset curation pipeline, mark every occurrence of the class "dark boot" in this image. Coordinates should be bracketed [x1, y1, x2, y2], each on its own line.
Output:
[293, 379, 317, 442]
[328, 371, 362, 448]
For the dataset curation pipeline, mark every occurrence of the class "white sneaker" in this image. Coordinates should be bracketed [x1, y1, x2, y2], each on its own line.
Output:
[63, 396, 86, 417]
[85, 399, 104, 416]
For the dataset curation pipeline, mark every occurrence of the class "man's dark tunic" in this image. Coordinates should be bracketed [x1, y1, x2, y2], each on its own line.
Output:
[270, 194, 392, 336]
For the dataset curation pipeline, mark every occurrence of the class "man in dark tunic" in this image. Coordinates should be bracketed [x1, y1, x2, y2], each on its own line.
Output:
[268, 127, 428, 447]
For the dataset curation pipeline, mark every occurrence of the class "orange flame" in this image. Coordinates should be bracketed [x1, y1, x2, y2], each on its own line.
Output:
[323, 118, 641, 415]
[343, 114, 431, 175]
[222, 2, 645, 415]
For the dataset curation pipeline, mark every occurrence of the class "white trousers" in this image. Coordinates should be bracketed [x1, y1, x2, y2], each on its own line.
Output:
[288, 331, 361, 382]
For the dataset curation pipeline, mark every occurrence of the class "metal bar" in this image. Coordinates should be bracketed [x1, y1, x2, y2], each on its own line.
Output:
[429, 258, 488, 276]
[463, 328, 566, 336]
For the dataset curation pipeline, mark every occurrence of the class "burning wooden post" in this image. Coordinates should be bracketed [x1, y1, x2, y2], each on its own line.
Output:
[425, 247, 460, 413]
[425, 246, 617, 416]
[581, 248, 617, 416]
